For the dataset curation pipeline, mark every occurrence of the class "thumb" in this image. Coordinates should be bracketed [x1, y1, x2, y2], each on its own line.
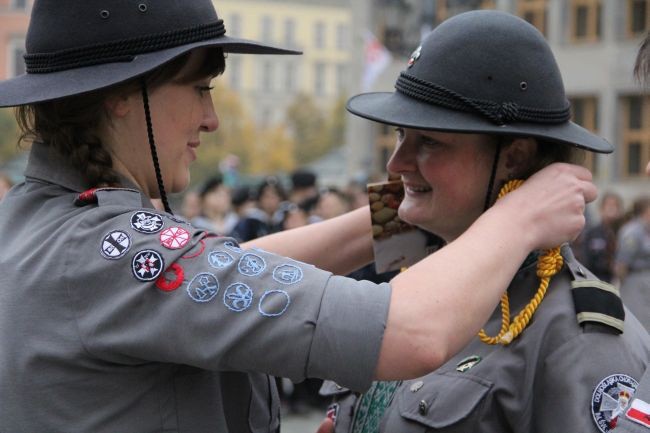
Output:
[316, 417, 335, 433]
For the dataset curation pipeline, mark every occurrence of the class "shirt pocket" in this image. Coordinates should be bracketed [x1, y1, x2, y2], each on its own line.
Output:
[393, 373, 492, 431]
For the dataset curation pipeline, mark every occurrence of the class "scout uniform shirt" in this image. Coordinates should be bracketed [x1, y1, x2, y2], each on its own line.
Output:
[323, 248, 650, 433]
[0, 142, 391, 433]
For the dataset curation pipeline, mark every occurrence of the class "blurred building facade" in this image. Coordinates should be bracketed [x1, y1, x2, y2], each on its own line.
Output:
[363, 0, 650, 203]
[215, 0, 353, 127]
[0, 0, 30, 80]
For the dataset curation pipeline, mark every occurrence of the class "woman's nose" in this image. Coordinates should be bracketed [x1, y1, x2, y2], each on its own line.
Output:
[201, 95, 219, 132]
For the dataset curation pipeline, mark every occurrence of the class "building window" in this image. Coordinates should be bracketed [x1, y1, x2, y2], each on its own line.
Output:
[314, 62, 326, 96]
[628, 0, 650, 37]
[517, 0, 548, 36]
[228, 56, 241, 90]
[336, 23, 349, 50]
[336, 64, 348, 95]
[261, 16, 273, 43]
[569, 96, 599, 174]
[8, 38, 26, 78]
[314, 21, 325, 49]
[229, 13, 242, 38]
[621, 95, 650, 177]
[570, 0, 602, 42]
[262, 60, 273, 92]
[284, 18, 295, 47]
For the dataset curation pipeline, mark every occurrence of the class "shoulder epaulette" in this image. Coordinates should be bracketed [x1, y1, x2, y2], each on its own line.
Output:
[74, 187, 144, 208]
[562, 245, 625, 334]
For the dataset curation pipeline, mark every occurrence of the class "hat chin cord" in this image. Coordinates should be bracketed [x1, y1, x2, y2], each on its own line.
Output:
[140, 78, 173, 214]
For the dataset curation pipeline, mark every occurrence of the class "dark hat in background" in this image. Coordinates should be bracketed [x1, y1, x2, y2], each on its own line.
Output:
[290, 169, 317, 189]
[0, 0, 299, 107]
[347, 10, 612, 153]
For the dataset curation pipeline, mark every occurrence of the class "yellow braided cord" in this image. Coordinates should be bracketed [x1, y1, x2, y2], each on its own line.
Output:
[478, 180, 563, 346]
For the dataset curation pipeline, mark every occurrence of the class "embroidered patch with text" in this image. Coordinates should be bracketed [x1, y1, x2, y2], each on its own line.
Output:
[592, 373, 638, 432]
[100, 230, 131, 260]
[132, 249, 165, 281]
[130, 211, 164, 234]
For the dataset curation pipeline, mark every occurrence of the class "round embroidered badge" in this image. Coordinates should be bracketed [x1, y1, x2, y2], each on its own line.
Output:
[132, 249, 165, 281]
[223, 282, 254, 312]
[100, 230, 131, 260]
[592, 373, 638, 432]
[159, 226, 190, 250]
[208, 250, 235, 269]
[258, 290, 290, 317]
[186, 272, 220, 303]
[130, 211, 164, 234]
[272, 264, 303, 285]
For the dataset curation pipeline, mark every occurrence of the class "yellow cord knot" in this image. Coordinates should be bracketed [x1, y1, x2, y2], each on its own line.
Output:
[478, 180, 563, 346]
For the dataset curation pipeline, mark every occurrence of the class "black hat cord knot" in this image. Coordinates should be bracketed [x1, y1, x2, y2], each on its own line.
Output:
[140, 78, 173, 214]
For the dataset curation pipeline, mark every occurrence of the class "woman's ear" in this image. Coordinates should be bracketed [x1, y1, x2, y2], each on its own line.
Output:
[103, 92, 133, 118]
[503, 137, 538, 178]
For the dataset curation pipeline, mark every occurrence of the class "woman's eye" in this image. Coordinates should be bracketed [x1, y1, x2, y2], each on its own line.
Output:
[197, 85, 214, 95]
[420, 137, 439, 148]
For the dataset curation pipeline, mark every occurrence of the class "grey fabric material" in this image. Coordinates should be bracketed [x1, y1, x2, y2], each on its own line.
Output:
[327, 251, 650, 433]
[347, 10, 612, 154]
[621, 271, 650, 332]
[0, 142, 390, 432]
[0, 0, 300, 107]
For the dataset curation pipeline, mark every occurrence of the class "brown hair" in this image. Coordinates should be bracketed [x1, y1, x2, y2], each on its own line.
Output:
[497, 135, 585, 179]
[16, 48, 226, 187]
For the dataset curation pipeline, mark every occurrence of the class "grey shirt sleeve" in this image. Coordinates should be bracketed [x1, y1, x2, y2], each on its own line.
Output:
[65, 207, 390, 392]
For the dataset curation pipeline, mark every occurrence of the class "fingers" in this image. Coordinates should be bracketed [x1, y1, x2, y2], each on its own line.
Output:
[316, 417, 335, 433]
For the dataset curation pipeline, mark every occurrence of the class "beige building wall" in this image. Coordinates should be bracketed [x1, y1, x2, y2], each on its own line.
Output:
[214, 0, 353, 126]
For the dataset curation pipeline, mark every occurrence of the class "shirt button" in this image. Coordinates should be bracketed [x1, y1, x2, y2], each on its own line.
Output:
[418, 400, 428, 415]
[410, 381, 424, 392]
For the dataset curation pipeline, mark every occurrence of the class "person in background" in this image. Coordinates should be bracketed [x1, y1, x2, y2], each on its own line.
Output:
[180, 189, 202, 221]
[191, 175, 238, 234]
[320, 11, 650, 433]
[581, 191, 624, 283]
[313, 188, 353, 221]
[230, 176, 285, 241]
[290, 169, 319, 205]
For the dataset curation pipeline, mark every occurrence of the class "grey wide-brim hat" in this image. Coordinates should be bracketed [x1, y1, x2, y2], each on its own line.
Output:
[348, 10, 612, 153]
[0, 0, 299, 108]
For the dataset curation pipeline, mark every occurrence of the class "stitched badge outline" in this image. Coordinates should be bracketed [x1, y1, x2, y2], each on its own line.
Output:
[223, 282, 254, 312]
[224, 240, 243, 254]
[155, 263, 184, 292]
[592, 373, 639, 432]
[238, 253, 266, 276]
[208, 250, 235, 269]
[100, 230, 132, 260]
[272, 264, 303, 285]
[258, 290, 291, 317]
[186, 272, 220, 303]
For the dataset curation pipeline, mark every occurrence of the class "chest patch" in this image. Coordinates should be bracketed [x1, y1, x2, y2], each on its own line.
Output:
[159, 226, 190, 249]
[130, 211, 164, 234]
[100, 230, 131, 260]
[592, 373, 638, 432]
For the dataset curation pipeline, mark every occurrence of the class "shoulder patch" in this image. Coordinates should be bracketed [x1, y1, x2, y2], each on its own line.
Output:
[132, 249, 165, 281]
[100, 230, 131, 260]
[159, 226, 190, 249]
[130, 211, 164, 234]
[572, 280, 625, 333]
[592, 373, 638, 432]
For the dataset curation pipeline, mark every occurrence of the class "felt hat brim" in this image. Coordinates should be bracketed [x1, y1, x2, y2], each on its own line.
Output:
[0, 35, 299, 108]
[348, 91, 613, 154]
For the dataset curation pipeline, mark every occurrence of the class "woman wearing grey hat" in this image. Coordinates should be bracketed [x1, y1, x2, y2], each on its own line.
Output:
[0, 2, 597, 432]
[320, 10, 650, 433]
